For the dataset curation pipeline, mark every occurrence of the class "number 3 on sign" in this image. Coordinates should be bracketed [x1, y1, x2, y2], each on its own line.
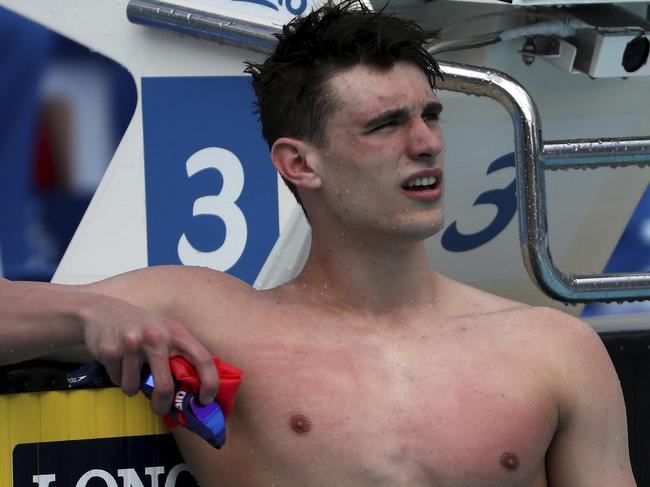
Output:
[177, 147, 247, 271]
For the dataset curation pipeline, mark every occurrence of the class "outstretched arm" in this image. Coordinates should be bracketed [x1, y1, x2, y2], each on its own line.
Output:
[0, 266, 220, 415]
[544, 309, 636, 486]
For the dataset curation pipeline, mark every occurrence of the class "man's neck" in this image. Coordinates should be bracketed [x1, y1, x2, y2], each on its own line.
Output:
[290, 226, 439, 316]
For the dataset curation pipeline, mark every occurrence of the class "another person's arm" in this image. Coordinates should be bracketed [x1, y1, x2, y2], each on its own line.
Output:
[0, 266, 219, 414]
[544, 308, 636, 486]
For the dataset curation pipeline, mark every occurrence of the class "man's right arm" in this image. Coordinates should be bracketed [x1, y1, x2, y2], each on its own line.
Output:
[0, 267, 220, 415]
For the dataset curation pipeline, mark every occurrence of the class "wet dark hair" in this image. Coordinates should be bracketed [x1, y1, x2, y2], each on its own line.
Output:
[244, 0, 441, 209]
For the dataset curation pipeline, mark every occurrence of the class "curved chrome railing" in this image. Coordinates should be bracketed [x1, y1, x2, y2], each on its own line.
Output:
[437, 62, 650, 303]
[126, 1, 650, 303]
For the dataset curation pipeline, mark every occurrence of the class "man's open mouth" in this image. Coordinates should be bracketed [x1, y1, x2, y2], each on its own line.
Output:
[402, 175, 439, 191]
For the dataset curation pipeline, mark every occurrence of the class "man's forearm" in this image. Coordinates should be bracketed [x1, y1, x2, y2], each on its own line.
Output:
[0, 270, 221, 412]
[0, 278, 97, 365]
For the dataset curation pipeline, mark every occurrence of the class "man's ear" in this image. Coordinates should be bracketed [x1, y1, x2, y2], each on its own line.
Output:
[271, 137, 322, 190]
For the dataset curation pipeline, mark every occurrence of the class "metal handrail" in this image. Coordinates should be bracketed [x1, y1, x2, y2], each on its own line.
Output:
[542, 137, 650, 170]
[438, 62, 650, 304]
[126, 1, 650, 303]
[126, 0, 279, 52]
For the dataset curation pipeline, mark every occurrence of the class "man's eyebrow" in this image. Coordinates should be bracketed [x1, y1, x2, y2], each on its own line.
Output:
[362, 102, 444, 130]
[422, 101, 443, 116]
[362, 107, 410, 130]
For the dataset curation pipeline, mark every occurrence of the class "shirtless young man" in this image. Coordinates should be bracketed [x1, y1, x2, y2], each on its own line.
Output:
[0, 1, 637, 485]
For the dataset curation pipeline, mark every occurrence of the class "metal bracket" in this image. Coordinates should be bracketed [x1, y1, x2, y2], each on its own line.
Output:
[126, 1, 650, 303]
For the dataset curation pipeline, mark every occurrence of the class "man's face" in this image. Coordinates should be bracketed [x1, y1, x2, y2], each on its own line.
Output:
[309, 61, 445, 241]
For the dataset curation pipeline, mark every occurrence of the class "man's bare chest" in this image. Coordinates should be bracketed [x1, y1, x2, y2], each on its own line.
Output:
[219, 322, 558, 486]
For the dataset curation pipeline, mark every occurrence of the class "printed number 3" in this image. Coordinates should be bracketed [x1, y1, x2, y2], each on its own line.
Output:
[177, 147, 247, 270]
[441, 153, 516, 252]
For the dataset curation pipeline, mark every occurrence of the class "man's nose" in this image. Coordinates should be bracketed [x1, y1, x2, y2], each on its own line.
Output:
[406, 118, 444, 163]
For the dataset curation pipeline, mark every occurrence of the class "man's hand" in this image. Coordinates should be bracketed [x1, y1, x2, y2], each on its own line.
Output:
[81, 295, 219, 415]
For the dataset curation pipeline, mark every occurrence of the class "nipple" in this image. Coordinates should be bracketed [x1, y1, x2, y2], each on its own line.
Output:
[500, 451, 519, 471]
[289, 414, 312, 434]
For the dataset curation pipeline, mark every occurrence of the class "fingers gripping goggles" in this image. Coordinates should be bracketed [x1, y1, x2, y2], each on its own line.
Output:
[140, 367, 226, 448]
[67, 357, 243, 449]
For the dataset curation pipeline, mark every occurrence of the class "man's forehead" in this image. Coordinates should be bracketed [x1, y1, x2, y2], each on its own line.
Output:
[327, 63, 438, 121]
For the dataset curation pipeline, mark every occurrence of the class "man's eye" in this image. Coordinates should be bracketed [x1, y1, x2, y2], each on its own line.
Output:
[424, 113, 440, 123]
[373, 120, 399, 131]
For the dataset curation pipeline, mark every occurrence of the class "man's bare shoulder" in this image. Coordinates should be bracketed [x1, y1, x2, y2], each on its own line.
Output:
[448, 279, 615, 407]
[433, 273, 530, 317]
[437, 277, 621, 425]
[80, 265, 259, 321]
[434, 273, 602, 346]
[522, 306, 617, 397]
[84, 265, 251, 297]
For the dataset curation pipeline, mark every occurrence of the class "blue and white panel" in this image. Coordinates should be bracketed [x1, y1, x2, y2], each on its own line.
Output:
[142, 76, 278, 284]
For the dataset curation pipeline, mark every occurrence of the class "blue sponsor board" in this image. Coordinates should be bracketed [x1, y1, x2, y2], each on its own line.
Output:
[14, 435, 197, 486]
[142, 77, 278, 284]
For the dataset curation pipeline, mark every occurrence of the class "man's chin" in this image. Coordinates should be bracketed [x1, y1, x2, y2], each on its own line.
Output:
[395, 219, 444, 241]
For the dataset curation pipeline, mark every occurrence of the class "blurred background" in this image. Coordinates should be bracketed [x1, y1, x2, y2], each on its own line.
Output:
[0, 4, 649, 318]
[0, 6, 136, 281]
